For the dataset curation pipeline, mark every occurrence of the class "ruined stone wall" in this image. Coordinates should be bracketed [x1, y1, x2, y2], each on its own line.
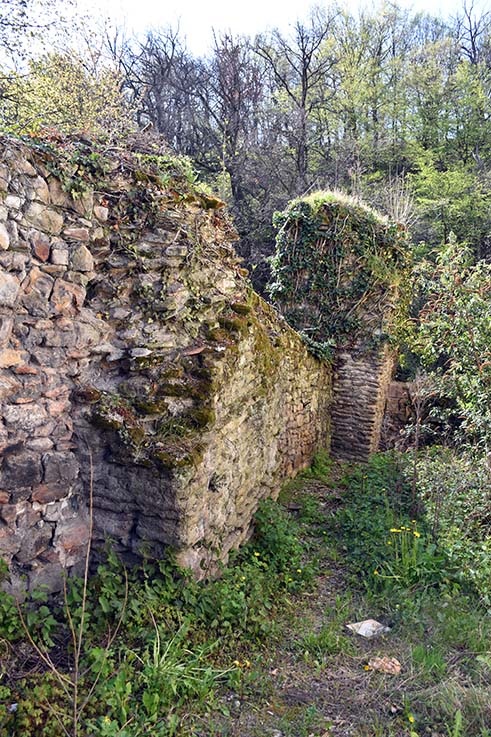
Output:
[269, 193, 408, 463]
[0, 137, 331, 590]
[380, 381, 413, 450]
[330, 346, 395, 462]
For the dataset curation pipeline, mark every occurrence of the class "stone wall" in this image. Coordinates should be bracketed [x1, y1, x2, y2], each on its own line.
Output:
[330, 347, 395, 461]
[380, 381, 413, 450]
[269, 193, 407, 463]
[0, 136, 331, 591]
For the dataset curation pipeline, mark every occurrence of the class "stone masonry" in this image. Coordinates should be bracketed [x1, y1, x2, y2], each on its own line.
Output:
[0, 136, 331, 591]
[330, 346, 395, 461]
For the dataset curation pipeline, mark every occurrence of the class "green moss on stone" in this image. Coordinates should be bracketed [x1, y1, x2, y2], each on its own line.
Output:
[230, 301, 252, 315]
[218, 315, 249, 335]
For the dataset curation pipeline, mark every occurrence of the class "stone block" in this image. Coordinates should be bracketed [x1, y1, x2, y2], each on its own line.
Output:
[93, 205, 108, 222]
[4, 194, 22, 210]
[70, 245, 94, 272]
[25, 202, 64, 235]
[50, 248, 69, 266]
[0, 451, 43, 488]
[0, 349, 26, 368]
[51, 278, 86, 316]
[21, 267, 55, 315]
[10, 155, 36, 176]
[29, 176, 50, 204]
[0, 503, 18, 524]
[48, 178, 70, 207]
[42, 451, 78, 485]
[27, 561, 65, 594]
[26, 438, 54, 452]
[29, 230, 51, 262]
[0, 271, 20, 306]
[32, 483, 69, 504]
[14, 523, 53, 564]
[3, 403, 48, 432]
[64, 227, 90, 242]
[0, 526, 21, 557]
[0, 316, 14, 346]
[0, 222, 9, 250]
[55, 517, 89, 565]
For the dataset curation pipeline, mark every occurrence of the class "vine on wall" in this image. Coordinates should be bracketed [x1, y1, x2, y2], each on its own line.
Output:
[268, 191, 410, 359]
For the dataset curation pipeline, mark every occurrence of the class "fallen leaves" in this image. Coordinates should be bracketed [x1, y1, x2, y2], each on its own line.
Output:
[365, 656, 402, 675]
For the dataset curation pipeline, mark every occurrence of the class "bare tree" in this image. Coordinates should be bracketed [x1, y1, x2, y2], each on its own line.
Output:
[255, 8, 339, 194]
[454, 0, 491, 65]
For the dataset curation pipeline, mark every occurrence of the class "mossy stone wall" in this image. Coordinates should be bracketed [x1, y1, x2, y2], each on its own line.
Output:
[270, 191, 408, 460]
[0, 136, 331, 590]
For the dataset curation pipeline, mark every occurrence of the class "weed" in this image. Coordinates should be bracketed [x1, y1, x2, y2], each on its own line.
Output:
[411, 644, 447, 680]
[301, 450, 333, 482]
[298, 623, 354, 659]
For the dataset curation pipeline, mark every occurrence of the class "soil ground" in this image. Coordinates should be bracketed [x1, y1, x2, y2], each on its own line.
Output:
[195, 477, 490, 737]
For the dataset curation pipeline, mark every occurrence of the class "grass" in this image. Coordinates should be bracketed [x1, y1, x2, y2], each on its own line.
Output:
[1, 450, 490, 736]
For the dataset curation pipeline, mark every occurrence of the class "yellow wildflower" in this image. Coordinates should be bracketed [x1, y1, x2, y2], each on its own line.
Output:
[390, 528, 401, 533]
[413, 530, 421, 538]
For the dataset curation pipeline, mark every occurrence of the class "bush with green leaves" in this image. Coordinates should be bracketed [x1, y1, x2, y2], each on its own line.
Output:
[408, 237, 491, 450]
[407, 447, 491, 607]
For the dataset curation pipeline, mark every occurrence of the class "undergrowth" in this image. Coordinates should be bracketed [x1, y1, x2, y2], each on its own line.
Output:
[333, 453, 491, 737]
[1, 450, 490, 736]
[0, 498, 316, 737]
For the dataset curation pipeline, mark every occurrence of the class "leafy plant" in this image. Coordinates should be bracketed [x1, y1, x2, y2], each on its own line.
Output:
[269, 193, 410, 354]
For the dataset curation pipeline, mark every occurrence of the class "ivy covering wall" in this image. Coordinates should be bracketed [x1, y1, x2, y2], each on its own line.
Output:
[269, 191, 410, 359]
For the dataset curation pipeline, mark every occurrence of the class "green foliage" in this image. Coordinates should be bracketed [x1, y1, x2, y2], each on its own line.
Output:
[298, 623, 353, 660]
[336, 454, 448, 596]
[269, 192, 409, 354]
[0, 496, 317, 736]
[411, 643, 447, 681]
[409, 238, 491, 449]
[408, 447, 491, 607]
[301, 449, 333, 482]
[409, 154, 491, 254]
[0, 52, 134, 139]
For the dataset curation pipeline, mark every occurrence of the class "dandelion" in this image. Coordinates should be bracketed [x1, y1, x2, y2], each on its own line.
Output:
[296, 568, 302, 573]
[413, 530, 421, 538]
[253, 551, 260, 557]
[233, 660, 242, 667]
[390, 528, 401, 533]
[363, 664, 371, 671]
[408, 714, 415, 724]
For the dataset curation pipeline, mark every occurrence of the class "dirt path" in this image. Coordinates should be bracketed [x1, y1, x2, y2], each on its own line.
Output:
[198, 479, 426, 737]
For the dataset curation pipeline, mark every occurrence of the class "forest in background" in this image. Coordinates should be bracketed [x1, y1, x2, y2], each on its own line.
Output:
[2, 5, 491, 736]
[1, 0, 491, 290]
